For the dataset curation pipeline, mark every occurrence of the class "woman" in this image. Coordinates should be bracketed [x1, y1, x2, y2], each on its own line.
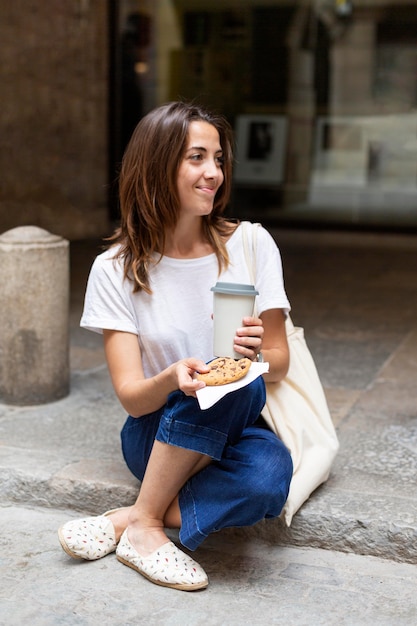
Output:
[58, 101, 293, 591]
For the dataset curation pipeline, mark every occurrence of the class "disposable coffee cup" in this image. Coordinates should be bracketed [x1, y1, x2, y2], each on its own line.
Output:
[211, 282, 259, 359]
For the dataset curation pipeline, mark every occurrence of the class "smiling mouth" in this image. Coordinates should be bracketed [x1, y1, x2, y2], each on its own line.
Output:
[197, 185, 217, 192]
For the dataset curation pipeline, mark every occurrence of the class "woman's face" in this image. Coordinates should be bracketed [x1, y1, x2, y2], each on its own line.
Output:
[177, 121, 224, 218]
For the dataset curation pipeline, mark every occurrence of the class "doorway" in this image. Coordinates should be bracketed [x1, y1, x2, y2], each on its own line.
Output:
[108, 0, 152, 221]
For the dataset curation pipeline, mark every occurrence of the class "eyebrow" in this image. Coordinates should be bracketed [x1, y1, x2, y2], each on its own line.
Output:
[186, 146, 223, 153]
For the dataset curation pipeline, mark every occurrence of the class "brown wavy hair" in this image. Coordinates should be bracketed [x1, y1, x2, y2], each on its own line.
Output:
[109, 101, 236, 293]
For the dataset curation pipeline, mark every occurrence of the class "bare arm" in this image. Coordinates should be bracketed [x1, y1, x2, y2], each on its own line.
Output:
[233, 308, 289, 383]
[103, 329, 209, 418]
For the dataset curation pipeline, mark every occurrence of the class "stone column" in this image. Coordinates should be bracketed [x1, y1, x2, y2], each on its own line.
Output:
[0, 226, 70, 404]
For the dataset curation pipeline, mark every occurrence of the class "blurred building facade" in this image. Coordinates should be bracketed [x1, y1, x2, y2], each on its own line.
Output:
[1, 0, 416, 239]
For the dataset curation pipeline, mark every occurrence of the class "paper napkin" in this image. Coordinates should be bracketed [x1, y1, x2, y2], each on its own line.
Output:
[196, 362, 269, 410]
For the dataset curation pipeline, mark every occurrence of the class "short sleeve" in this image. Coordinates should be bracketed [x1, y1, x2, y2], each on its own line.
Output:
[80, 251, 138, 335]
[251, 225, 290, 317]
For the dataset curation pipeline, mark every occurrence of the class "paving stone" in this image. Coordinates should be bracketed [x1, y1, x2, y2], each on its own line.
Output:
[1, 505, 417, 626]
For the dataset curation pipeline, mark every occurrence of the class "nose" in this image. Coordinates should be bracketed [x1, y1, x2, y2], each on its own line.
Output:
[204, 158, 221, 179]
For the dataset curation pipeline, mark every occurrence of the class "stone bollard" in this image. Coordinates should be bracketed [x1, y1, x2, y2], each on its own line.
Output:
[0, 226, 70, 405]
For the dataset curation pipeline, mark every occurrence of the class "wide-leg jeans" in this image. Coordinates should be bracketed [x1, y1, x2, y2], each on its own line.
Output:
[121, 377, 293, 551]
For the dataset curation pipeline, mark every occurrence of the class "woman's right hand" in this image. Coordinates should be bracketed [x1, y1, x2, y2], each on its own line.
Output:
[173, 358, 210, 397]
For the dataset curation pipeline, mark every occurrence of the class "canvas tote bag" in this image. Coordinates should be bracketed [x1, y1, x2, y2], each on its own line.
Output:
[242, 222, 339, 526]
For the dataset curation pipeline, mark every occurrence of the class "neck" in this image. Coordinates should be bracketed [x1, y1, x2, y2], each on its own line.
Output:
[163, 218, 212, 259]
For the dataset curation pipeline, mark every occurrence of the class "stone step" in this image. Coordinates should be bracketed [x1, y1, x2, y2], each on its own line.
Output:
[2, 451, 416, 565]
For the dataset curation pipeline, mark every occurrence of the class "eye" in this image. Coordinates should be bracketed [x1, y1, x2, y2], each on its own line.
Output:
[215, 155, 224, 166]
[189, 153, 203, 161]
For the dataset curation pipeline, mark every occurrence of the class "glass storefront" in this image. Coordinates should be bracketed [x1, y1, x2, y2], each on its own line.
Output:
[114, 1, 417, 230]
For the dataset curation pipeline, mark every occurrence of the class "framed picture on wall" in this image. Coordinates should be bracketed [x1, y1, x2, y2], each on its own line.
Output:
[234, 115, 287, 185]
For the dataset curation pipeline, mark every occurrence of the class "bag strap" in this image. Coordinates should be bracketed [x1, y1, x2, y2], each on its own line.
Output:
[241, 221, 261, 285]
[242, 221, 295, 333]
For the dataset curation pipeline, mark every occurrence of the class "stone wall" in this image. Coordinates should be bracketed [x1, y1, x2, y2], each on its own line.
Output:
[0, 0, 110, 239]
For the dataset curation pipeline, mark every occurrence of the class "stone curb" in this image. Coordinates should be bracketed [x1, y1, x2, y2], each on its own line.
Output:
[2, 458, 416, 565]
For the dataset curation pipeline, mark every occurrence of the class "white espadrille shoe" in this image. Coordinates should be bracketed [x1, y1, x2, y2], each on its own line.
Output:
[58, 509, 124, 561]
[116, 529, 208, 591]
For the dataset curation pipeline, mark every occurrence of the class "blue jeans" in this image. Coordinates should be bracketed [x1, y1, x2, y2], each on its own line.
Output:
[121, 377, 293, 550]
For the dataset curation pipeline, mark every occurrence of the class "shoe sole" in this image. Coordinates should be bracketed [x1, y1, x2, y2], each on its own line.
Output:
[116, 555, 208, 591]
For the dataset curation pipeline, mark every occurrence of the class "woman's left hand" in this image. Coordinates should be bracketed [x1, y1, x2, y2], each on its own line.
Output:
[233, 316, 264, 361]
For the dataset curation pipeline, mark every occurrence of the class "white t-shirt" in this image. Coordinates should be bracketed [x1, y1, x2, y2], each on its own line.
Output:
[80, 223, 290, 378]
